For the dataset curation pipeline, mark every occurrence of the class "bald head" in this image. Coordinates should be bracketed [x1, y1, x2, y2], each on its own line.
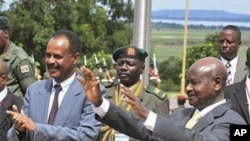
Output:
[189, 57, 227, 86]
[186, 57, 228, 110]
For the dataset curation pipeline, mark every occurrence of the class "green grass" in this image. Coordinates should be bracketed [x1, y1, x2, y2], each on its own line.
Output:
[150, 27, 250, 95]
[150, 28, 250, 62]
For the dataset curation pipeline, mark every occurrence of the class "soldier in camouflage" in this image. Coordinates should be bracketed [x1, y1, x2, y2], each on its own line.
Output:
[0, 16, 36, 98]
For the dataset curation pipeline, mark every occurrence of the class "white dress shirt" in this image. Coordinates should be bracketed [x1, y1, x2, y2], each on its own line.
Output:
[47, 72, 76, 120]
[245, 76, 250, 118]
[0, 86, 8, 105]
[221, 56, 238, 83]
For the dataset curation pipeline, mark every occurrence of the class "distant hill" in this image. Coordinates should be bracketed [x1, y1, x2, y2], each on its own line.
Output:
[151, 9, 250, 22]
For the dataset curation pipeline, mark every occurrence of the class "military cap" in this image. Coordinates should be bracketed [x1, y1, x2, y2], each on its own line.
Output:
[0, 16, 9, 29]
[112, 45, 148, 62]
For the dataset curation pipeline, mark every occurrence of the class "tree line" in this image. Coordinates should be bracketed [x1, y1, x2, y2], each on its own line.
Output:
[1, 1, 245, 92]
[0, 0, 134, 74]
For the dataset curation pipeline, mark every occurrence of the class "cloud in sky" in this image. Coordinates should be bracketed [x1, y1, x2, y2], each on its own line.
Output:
[151, 0, 250, 15]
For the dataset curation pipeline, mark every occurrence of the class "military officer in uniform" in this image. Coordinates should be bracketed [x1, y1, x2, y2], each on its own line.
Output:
[0, 16, 36, 98]
[97, 45, 169, 141]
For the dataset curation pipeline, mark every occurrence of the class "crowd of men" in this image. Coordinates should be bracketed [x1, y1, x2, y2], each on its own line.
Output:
[0, 14, 250, 141]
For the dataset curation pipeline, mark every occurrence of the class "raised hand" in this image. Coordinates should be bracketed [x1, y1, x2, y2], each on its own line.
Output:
[120, 84, 150, 120]
[77, 67, 103, 107]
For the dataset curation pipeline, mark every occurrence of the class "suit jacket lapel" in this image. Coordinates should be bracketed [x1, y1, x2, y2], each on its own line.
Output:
[54, 78, 81, 126]
[234, 58, 247, 83]
[0, 91, 12, 125]
[177, 108, 195, 126]
[192, 113, 213, 131]
[192, 102, 229, 131]
[36, 79, 53, 124]
[232, 80, 250, 122]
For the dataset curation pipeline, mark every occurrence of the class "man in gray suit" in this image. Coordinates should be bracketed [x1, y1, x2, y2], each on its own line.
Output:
[6, 29, 105, 141]
[79, 57, 246, 141]
[218, 25, 247, 86]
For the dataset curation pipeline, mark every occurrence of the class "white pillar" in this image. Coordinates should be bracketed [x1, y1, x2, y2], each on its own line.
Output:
[133, 0, 152, 86]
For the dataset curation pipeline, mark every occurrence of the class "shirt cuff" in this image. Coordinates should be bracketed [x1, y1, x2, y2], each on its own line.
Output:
[143, 111, 157, 131]
[93, 98, 110, 118]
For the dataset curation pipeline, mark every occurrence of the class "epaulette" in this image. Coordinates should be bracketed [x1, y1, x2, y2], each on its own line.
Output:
[145, 85, 168, 100]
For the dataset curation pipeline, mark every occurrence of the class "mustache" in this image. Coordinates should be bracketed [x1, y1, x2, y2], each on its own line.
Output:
[47, 64, 59, 69]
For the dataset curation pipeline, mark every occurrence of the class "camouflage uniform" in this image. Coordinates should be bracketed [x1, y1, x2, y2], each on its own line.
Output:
[0, 42, 36, 98]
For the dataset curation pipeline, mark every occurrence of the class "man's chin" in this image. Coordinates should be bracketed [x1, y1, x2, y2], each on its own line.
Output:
[49, 74, 60, 80]
[188, 100, 197, 107]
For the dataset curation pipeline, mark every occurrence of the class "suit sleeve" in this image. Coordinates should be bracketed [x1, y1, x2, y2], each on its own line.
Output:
[151, 109, 246, 141]
[99, 103, 151, 141]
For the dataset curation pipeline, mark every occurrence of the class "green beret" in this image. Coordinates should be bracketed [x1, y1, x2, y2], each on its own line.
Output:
[112, 45, 148, 62]
[0, 16, 9, 29]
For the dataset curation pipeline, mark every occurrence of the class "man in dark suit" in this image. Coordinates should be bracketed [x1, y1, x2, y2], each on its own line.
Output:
[0, 60, 23, 141]
[218, 25, 247, 86]
[6, 29, 105, 141]
[224, 46, 250, 124]
[79, 57, 246, 141]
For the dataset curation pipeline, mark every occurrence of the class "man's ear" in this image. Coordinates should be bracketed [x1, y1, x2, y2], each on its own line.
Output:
[214, 76, 223, 91]
[238, 40, 242, 45]
[4, 30, 9, 38]
[141, 64, 145, 70]
[140, 64, 145, 74]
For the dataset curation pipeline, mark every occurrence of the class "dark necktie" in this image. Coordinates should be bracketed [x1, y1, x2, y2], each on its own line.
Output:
[48, 84, 62, 124]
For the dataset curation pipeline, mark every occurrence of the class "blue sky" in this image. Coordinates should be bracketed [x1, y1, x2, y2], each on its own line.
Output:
[151, 0, 250, 15]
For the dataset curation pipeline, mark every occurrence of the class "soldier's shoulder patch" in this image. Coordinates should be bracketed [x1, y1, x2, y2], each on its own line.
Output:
[20, 65, 30, 73]
[145, 85, 168, 100]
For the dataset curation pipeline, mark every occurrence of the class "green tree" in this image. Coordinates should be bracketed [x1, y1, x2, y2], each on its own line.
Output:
[205, 33, 219, 47]
[3, 0, 133, 75]
[186, 33, 219, 68]
[158, 56, 182, 91]
[157, 33, 219, 92]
